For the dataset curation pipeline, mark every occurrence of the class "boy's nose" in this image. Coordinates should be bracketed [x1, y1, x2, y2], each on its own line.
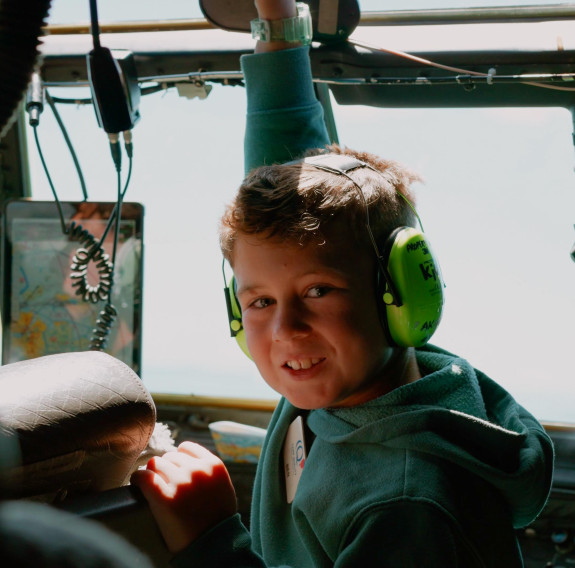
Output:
[272, 302, 311, 342]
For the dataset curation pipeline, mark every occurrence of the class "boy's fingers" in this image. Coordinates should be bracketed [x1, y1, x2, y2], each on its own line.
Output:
[131, 468, 172, 498]
[159, 451, 193, 468]
[178, 441, 219, 461]
[157, 446, 218, 476]
[149, 454, 202, 488]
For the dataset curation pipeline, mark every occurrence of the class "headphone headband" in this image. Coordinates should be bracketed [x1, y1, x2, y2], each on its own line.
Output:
[300, 153, 367, 173]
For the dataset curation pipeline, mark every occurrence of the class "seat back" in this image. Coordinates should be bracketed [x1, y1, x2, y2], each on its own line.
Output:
[0, 351, 156, 501]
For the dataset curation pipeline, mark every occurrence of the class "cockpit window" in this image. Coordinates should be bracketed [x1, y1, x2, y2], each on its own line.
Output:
[332, 101, 575, 423]
[19, 0, 575, 422]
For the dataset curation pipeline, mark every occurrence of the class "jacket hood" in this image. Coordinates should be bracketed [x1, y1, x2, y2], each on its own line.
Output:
[307, 344, 554, 528]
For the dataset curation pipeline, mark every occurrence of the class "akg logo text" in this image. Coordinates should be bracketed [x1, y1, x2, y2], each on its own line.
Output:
[419, 260, 438, 282]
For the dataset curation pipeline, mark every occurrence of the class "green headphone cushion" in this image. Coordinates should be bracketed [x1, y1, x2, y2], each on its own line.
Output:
[385, 227, 444, 347]
[228, 276, 252, 359]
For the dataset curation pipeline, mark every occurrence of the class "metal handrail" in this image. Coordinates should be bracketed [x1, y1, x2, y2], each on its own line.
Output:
[44, 4, 575, 35]
[45, 18, 212, 35]
[360, 4, 575, 25]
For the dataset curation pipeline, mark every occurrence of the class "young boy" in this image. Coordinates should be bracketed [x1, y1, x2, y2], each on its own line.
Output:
[132, 1, 554, 566]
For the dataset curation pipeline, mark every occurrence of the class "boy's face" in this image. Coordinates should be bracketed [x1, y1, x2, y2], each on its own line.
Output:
[232, 222, 408, 410]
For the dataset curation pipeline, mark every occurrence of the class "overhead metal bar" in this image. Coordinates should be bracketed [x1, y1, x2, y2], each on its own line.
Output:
[44, 4, 575, 36]
[360, 4, 575, 26]
[45, 18, 213, 36]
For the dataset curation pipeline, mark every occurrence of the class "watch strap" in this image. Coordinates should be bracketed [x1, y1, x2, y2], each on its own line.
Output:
[250, 2, 312, 45]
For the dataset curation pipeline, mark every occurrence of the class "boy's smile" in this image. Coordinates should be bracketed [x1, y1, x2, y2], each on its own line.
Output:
[232, 223, 419, 410]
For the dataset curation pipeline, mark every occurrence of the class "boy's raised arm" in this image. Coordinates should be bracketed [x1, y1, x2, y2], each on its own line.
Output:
[242, 1, 330, 172]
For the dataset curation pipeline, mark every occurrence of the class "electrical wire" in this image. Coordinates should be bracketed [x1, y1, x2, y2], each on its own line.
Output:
[522, 80, 575, 92]
[32, 108, 137, 354]
[87, 147, 132, 260]
[89, 0, 101, 51]
[69, 227, 114, 303]
[48, 84, 168, 105]
[350, 38, 486, 77]
[48, 95, 93, 105]
[348, 37, 575, 92]
[45, 91, 88, 200]
[89, 303, 118, 350]
[89, 166, 123, 351]
[33, 124, 117, 305]
[32, 126, 68, 234]
[110, 167, 123, 269]
[88, 133, 134, 350]
[27, 28, 135, 352]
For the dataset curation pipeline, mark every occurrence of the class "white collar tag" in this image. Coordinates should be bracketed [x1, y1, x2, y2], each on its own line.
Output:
[283, 415, 307, 504]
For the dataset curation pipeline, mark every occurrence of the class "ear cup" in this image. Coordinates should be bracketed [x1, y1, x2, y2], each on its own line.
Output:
[224, 276, 252, 359]
[379, 227, 444, 347]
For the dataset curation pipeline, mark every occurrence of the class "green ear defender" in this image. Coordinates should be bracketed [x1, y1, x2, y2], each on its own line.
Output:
[223, 273, 252, 359]
[379, 226, 444, 347]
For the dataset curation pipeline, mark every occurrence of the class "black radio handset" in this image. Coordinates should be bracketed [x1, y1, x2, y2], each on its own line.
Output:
[83, 0, 141, 351]
[87, 47, 141, 135]
[86, 0, 140, 135]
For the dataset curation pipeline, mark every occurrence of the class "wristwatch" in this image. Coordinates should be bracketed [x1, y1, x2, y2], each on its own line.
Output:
[250, 2, 313, 45]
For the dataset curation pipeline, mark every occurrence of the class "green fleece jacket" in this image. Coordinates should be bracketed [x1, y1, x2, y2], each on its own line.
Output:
[173, 47, 553, 568]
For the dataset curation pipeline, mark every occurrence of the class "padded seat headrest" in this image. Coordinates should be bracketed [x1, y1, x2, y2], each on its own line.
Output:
[0, 351, 156, 501]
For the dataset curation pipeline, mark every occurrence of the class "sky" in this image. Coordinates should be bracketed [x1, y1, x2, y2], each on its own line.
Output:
[21, 0, 575, 422]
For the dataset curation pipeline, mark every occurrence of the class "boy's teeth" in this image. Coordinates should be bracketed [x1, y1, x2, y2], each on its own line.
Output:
[286, 358, 320, 370]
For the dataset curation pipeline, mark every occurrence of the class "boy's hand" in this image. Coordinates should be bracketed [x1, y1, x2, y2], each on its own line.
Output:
[131, 442, 237, 554]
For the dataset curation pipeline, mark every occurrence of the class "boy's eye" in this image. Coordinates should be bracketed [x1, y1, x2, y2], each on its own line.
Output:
[306, 286, 330, 298]
[251, 297, 273, 309]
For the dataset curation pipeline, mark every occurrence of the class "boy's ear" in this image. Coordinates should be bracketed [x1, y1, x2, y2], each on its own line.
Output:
[199, 0, 360, 44]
